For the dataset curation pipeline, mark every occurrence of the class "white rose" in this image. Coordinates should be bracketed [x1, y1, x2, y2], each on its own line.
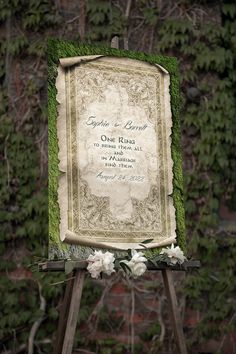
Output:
[121, 249, 147, 278]
[102, 251, 115, 275]
[132, 261, 147, 277]
[160, 244, 186, 265]
[87, 252, 103, 279]
[130, 249, 147, 263]
[87, 250, 115, 278]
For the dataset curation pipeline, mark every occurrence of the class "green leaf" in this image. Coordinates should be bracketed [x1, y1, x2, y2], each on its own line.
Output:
[139, 238, 154, 248]
[119, 261, 132, 273]
[140, 239, 154, 244]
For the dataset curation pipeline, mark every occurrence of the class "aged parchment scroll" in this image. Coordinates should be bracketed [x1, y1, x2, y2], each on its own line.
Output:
[56, 56, 176, 250]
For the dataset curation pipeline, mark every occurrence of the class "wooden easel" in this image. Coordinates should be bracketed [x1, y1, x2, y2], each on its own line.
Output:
[39, 260, 200, 354]
[42, 36, 200, 353]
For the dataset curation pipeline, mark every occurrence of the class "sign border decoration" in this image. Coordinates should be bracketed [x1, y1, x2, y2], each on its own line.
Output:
[47, 38, 186, 260]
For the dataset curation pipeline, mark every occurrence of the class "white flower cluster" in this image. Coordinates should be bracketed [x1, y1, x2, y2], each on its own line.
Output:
[86, 249, 147, 279]
[160, 244, 186, 265]
[87, 250, 115, 279]
[86, 244, 186, 279]
[121, 249, 147, 278]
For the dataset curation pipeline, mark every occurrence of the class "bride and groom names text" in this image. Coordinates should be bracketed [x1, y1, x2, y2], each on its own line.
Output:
[86, 116, 148, 132]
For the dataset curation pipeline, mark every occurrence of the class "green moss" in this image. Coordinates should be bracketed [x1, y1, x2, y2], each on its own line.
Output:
[47, 38, 186, 259]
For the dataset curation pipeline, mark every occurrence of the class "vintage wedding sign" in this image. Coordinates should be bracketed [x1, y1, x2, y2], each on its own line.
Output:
[48, 39, 185, 259]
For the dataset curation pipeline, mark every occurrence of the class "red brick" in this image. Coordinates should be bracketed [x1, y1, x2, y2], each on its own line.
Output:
[110, 282, 127, 294]
[88, 330, 140, 344]
[8, 267, 33, 281]
[131, 313, 145, 324]
[184, 308, 200, 327]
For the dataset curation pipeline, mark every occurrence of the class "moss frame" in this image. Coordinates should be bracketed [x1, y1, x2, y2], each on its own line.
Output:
[47, 38, 186, 259]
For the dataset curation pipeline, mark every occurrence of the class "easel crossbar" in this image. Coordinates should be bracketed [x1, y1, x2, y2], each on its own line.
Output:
[39, 260, 200, 272]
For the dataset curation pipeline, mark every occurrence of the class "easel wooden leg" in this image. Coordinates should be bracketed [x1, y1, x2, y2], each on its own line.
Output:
[53, 270, 85, 354]
[60, 270, 85, 354]
[53, 273, 75, 354]
[162, 269, 188, 354]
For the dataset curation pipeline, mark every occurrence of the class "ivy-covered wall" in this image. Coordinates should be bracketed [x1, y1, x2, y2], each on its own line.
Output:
[0, 1, 235, 353]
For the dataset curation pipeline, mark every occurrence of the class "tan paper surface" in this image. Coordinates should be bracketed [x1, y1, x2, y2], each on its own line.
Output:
[56, 56, 176, 250]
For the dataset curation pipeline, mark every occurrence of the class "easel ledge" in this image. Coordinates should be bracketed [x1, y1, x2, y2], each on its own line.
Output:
[38, 259, 200, 272]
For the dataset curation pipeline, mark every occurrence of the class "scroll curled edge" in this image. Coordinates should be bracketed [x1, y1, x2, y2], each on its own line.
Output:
[64, 230, 176, 250]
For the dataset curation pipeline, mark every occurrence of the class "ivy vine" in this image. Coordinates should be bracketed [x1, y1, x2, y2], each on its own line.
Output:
[0, 0, 235, 353]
